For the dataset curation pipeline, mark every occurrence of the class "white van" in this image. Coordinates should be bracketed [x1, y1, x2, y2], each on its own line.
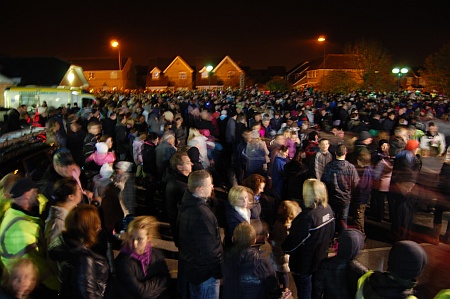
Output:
[3, 86, 97, 109]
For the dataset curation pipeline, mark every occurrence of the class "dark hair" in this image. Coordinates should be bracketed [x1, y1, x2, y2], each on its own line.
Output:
[335, 144, 347, 157]
[170, 151, 189, 171]
[53, 150, 75, 166]
[147, 132, 158, 141]
[53, 178, 78, 203]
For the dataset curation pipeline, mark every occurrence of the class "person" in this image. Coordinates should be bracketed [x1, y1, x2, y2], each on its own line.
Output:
[85, 141, 116, 167]
[0, 258, 39, 299]
[114, 161, 136, 224]
[310, 138, 332, 180]
[370, 139, 393, 222]
[224, 185, 253, 247]
[222, 222, 280, 299]
[187, 127, 210, 168]
[420, 122, 446, 157]
[115, 216, 170, 299]
[282, 179, 335, 299]
[284, 149, 310, 203]
[165, 151, 192, 246]
[177, 170, 223, 299]
[0, 178, 59, 293]
[44, 178, 83, 246]
[115, 114, 129, 161]
[82, 120, 102, 161]
[270, 200, 301, 296]
[321, 144, 360, 234]
[48, 204, 110, 299]
[244, 130, 270, 177]
[390, 139, 422, 240]
[155, 132, 177, 180]
[272, 145, 289, 199]
[66, 116, 86, 167]
[313, 229, 368, 299]
[142, 132, 159, 213]
[174, 116, 188, 147]
[356, 240, 427, 299]
[7, 104, 27, 132]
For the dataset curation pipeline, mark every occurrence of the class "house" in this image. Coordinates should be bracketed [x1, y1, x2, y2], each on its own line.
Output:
[287, 54, 362, 89]
[195, 57, 222, 90]
[0, 56, 89, 106]
[147, 56, 194, 91]
[69, 57, 136, 91]
[145, 57, 173, 90]
[403, 67, 426, 91]
[212, 56, 245, 89]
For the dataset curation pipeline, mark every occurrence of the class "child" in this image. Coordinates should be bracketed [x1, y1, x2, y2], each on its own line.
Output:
[82, 120, 102, 160]
[270, 200, 301, 296]
[1, 258, 39, 299]
[85, 142, 116, 167]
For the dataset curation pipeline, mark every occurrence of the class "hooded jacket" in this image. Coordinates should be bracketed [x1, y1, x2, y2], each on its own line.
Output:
[178, 190, 223, 284]
[313, 229, 368, 299]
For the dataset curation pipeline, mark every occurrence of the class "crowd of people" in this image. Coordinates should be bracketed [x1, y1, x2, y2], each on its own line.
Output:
[1, 87, 450, 298]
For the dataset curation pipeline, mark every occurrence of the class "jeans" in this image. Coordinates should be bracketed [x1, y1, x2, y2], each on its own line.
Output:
[292, 273, 312, 299]
[189, 276, 220, 299]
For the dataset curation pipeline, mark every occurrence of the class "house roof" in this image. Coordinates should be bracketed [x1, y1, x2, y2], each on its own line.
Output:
[195, 57, 222, 73]
[147, 57, 174, 73]
[214, 55, 243, 73]
[0, 56, 71, 86]
[69, 57, 126, 71]
[320, 54, 360, 70]
[163, 56, 193, 73]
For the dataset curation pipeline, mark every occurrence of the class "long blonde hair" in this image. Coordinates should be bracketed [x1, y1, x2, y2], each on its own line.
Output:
[187, 127, 202, 142]
[278, 200, 301, 226]
[302, 179, 328, 209]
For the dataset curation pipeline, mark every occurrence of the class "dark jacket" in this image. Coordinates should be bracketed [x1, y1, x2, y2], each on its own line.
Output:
[48, 234, 110, 299]
[282, 205, 335, 275]
[115, 123, 129, 155]
[142, 141, 158, 177]
[178, 190, 223, 284]
[322, 160, 360, 207]
[224, 201, 248, 247]
[357, 271, 418, 299]
[165, 168, 189, 246]
[313, 229, 368, 299]
[222, 247, 278, 299]
[284, 160, 310, 202]
[115, 248, 170, 299]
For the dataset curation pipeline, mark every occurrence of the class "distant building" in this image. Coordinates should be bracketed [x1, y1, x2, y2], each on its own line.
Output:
[287, 54, 362, 89]
[70, 57, 136, 91]
[0, 56, 89, 106]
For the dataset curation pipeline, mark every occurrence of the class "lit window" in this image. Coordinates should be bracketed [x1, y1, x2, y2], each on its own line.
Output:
[111, 71, 118, 79]
[227, 71, 235, 79]
[88, 72, 95, 80]
[179, 72, 187, 79]
[153, 72, 160, 80]
[201, 71, 209, 78]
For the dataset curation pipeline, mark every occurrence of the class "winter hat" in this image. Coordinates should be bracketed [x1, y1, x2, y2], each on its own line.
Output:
[405, 139, 420, 151]
[388, 240, 427, 280]
[199, 129, 210, 137]
[95, 142, 108, 154]
[337, 229, 365, 261]
[358, 131, 372, 141]
[100, 163, 114, 178]
[10, 178, 38, 198]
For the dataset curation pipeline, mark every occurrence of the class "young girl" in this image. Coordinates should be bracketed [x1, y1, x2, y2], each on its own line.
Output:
[85, 142, 116, 166]
[270, 200, 301, 296]
[1, 258, 39, 299]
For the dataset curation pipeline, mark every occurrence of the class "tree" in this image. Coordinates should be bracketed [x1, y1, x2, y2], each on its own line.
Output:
[345, 39, 393, 91]
[265, 78, 291, 91]
[321, 70, 360, 93]
[421, 42, 450, 95]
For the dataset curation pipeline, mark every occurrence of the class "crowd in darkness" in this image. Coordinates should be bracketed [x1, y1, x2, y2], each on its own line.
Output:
[1, 87, 450, 298]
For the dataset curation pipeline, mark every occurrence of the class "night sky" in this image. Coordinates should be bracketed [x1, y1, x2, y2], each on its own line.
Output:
[1, 0, 449, 69]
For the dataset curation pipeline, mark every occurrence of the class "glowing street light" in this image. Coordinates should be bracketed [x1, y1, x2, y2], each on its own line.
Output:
[110, 40, 122, 70]
[318, 36, 326, 76]
[206, 65, 213, 90]
[392, 67, 408, 89]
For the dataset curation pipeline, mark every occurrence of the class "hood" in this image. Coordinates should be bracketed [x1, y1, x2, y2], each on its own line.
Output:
[48, 234, 85, 262]
[187, 146, 201, 162]
[337, 229, 364, 261]
[328, 159, 348, 172]
[366, 271, 417, 298]
[388, 241, 427, 280]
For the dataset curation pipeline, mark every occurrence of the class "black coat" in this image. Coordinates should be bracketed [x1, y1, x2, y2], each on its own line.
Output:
[178, 190, 223, 284]
[115, 248, 170, 299]
[48, 234, 110, 299]
[282, 205, 335, 275]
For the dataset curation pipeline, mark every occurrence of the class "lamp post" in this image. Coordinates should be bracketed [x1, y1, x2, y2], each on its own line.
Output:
[206, 65, 213, 90]
[318, 36, 326, 75]
[392, 67, 408, 90]
[110, 40, 122, 70]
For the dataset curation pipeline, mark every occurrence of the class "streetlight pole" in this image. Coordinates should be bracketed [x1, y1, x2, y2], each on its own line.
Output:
[318, 36, 326, 75]
[111, 40, 122, 70]
[392, 67, 408, 90]
[206, 65, 213, 90]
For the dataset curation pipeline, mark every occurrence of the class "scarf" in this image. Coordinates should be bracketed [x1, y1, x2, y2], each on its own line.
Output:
[121, 242, 152, 276]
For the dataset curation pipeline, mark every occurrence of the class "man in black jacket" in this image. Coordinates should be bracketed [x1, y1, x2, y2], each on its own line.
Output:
[165, 151, 192, 246]
[178, 170, 223, 299]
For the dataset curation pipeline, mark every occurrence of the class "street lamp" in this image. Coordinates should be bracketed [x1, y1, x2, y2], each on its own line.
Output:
[392, 67, 408, 89]
[317, 36, 326, 76]
[110, 40, 122, 70]
[206, 65, 213, 90]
